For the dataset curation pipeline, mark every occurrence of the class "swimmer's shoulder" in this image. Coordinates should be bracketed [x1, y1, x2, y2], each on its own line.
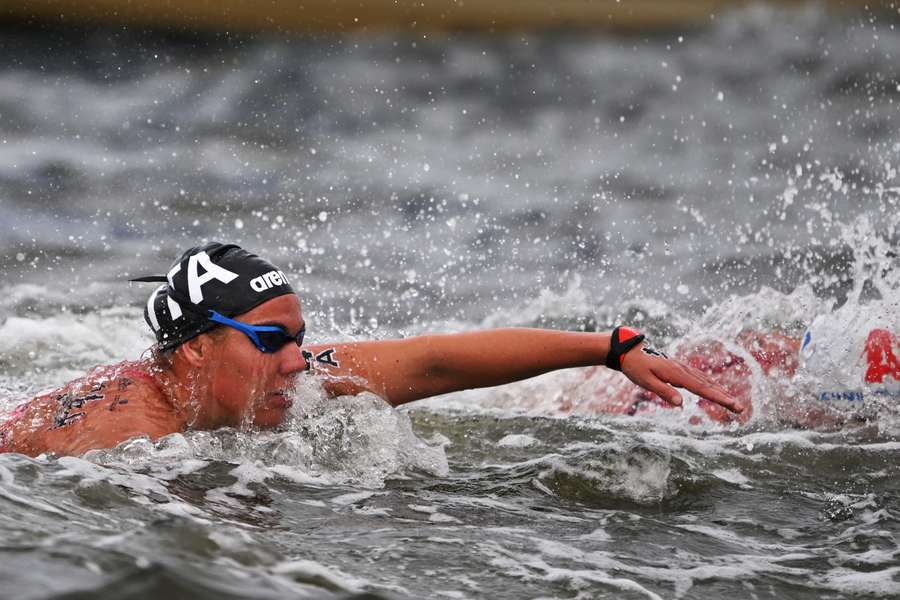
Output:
[1, 360, 180, 457]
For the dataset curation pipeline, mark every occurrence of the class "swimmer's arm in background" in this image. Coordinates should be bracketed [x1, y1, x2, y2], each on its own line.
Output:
[303, 329, 741, 413]
[774, 396, 848, 431]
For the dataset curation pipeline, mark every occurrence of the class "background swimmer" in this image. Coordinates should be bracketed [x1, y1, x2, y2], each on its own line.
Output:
[573, 316, 899, 429]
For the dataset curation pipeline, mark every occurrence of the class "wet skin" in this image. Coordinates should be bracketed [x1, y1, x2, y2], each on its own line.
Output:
[0, 295, 309, 456]
[190, 294, 307, 429]
[0, 362, 175, 457]
[578, 331, 801, 423]
[580, 329, 899, 428]
[1, 295, 744, 457]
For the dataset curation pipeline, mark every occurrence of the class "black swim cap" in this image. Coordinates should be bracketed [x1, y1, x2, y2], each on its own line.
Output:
[133, 242, 295, 351]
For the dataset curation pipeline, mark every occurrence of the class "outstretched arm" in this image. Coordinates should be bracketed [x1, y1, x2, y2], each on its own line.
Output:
[302, 328, 742, 414]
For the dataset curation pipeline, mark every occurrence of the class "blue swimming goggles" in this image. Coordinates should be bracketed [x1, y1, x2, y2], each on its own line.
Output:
[208, 310, 305, 353]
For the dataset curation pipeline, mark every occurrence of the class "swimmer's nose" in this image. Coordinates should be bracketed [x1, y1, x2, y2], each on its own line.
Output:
[279, 342, 308, 375]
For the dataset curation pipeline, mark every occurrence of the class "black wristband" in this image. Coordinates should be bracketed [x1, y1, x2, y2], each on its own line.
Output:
[605, 326, 645, 371]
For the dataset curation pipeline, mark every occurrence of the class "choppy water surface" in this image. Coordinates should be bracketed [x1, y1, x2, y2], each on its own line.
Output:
[2, 6, 900, 599]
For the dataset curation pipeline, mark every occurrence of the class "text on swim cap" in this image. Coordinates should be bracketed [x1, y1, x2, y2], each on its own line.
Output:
[250, 270, 289, 292]
[187, 251, 239, 303]
[165, 263, 184, 320]
[154, 251, 240, 325]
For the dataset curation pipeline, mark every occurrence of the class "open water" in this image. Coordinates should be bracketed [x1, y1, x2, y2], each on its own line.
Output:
[1, 5, 900, 599]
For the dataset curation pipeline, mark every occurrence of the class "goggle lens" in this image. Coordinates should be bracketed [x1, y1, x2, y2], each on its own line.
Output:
[255, 327, 305, 353]
[208, 311, 305, 354]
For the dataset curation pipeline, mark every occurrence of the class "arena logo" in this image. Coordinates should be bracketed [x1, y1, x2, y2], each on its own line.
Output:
[817, 387, 900, 403]
[817, 390, 865, 403]
[250, 270, 289, 292]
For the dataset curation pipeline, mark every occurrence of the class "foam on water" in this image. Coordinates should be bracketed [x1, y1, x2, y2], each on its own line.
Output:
[1, 9, 900, 598]
[78, 397, 448, 492]
[0, 188, 897, 600]
[418, 196, 900, 434]
[0, 306, 151, 376]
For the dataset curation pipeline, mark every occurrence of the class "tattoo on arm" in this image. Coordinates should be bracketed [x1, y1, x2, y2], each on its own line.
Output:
[642, 347, 668, 359]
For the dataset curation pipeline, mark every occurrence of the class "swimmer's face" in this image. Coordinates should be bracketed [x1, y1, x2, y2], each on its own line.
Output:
[200, 294, 307, 428]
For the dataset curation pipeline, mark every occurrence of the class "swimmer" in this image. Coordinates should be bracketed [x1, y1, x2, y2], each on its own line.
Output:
[0, 242, 742, 457]
[577, 317, 899, 429]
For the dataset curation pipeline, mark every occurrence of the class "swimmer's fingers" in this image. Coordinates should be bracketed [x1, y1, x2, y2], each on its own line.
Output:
[623, 364, 685, 407]
[621, 346, 742, 413]
[663, 361, 743, 413]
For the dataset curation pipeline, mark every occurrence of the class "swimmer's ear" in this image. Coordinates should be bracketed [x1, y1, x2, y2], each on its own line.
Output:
[178, 335, 213, 367]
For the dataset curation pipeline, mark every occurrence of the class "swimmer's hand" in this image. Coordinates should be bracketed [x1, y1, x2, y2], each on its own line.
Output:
[620, 343, 743, 414]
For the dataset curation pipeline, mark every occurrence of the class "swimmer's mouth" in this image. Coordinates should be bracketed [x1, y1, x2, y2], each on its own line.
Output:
[267, 390, 293, 408]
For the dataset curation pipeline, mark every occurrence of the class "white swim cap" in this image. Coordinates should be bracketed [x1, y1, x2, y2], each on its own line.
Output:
[798, 309, 900, 409]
